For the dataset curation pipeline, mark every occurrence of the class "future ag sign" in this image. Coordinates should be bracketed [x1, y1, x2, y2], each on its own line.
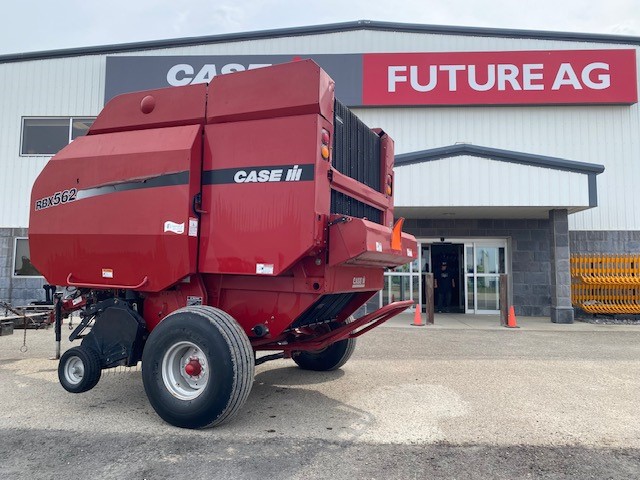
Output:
[364, 50, 637, 105]
[105, 49, 637, 106]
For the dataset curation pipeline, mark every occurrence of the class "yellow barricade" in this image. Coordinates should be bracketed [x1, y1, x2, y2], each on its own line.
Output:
[571, 254, 640, 314]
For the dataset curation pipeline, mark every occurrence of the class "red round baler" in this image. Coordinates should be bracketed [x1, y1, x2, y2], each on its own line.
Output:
[29, 60, 417, 428]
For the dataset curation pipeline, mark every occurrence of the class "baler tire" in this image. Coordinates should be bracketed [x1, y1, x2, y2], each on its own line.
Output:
[58, 346, 102, 393]
[292, 319, 356, 371]
[142, 306, 255, 429]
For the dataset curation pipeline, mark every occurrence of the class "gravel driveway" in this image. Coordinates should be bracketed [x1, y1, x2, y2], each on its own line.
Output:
[1, 318, 639, 479]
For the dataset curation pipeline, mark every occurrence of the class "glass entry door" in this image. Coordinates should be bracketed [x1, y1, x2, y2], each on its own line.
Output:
[464, 241, 507, 314]
[379, 255, 420, 311]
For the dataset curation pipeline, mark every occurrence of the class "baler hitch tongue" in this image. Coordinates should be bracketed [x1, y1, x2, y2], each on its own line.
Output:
[339, 299, 413, 338]
[281, 300, 414, 353]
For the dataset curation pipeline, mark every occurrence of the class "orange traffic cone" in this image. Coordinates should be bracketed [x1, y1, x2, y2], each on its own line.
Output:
[506, 305, 519, 328]
[412, 303, 424, 326]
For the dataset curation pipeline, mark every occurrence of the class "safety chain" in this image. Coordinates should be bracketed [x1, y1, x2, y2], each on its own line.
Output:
[0, 301, 30, 353]
[21, 314, 28, 353]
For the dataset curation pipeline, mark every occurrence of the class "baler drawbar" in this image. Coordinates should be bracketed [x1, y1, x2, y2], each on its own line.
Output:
[29, 60, 417, 429]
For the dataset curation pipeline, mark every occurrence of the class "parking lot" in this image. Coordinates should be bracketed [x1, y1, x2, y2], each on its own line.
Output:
[1, 316, 639, 479]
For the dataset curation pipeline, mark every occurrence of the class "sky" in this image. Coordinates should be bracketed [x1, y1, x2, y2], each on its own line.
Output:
[1, 0, 639, 56]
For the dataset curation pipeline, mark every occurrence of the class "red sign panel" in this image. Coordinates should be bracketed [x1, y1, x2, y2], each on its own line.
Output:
[362, 49, 637, 106]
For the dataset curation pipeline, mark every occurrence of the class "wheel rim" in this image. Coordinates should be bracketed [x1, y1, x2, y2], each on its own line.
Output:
[64, 355, 85, 385]
[161, 341, 210, 400]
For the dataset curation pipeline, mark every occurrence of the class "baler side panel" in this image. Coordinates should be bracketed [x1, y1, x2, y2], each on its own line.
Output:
[199, 115, 327, 276]
[29, 125, 202, 292]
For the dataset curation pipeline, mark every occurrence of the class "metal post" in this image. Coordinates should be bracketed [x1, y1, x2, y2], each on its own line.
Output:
[425, 273, 435, 325]
[54, 294, 62, 359]
[499, 274, 508, 326]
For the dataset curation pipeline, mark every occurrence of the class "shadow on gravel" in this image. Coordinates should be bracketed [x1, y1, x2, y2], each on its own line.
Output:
[10, 362, 372, 440]
[236, 373, 373, 439]
[254, 364, 345, 386]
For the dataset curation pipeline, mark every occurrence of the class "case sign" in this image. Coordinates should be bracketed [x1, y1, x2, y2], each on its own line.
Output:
[362, 49, 637, 106]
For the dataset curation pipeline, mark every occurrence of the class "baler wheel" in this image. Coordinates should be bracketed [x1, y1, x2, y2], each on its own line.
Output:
[58, 346, 102, 393]
[292, 319, 356, 371]
[142, 306, 255, 429]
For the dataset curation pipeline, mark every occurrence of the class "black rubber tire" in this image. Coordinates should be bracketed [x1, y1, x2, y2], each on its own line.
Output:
[292, 320, 356, 371]
[58, 345, 102, 393]
[141, 306, 255, 429]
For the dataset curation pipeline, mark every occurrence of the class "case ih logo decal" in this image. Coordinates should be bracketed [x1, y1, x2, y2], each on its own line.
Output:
[352, 276, 366, 288]
[203, 164, 314, 185]
[34, 188, 77, 211]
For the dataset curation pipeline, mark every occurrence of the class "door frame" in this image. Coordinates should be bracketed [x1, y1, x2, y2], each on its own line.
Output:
[419, 237, 509, 315]
[463, 239, 508, 314]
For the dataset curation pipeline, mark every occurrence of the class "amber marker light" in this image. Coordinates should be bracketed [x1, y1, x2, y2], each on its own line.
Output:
[320, 129, 331, 160]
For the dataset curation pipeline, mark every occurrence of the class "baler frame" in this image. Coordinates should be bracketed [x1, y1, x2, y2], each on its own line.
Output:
[253, 299, 414, 352]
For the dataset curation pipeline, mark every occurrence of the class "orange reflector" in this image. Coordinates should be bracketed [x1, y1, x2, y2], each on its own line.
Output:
[386, 185, 392, 195]
[391, 217, 405, 251]
[321, 145, 330, 159]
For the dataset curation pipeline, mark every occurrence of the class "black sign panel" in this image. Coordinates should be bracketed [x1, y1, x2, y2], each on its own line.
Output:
[105, 54, 363, 105]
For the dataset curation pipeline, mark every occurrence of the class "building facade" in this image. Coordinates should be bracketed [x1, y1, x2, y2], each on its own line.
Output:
[1, 21, 639, 322]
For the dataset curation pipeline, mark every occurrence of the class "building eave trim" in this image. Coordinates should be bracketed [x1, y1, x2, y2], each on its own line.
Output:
[2, 19, 639, 64]
[395, 144, 606, 175]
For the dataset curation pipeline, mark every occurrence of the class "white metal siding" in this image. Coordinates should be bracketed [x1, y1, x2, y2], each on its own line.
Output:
[0, 29, 638, 231]
[394, 156, 590, 208]
[0, 55, 105, 227]
[352, 102, 639, 231]
[104, 30, 640, 56]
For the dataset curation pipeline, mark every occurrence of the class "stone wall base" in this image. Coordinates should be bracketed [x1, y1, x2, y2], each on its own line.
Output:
[551, 306, 575, 324]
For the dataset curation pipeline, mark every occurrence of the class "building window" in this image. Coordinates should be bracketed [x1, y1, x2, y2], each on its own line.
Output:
[21, 117, 95, 156]
[13, 238, 42, 277]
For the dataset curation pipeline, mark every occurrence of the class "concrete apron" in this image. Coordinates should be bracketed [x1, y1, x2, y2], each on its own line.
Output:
[384, 312, 640, 331]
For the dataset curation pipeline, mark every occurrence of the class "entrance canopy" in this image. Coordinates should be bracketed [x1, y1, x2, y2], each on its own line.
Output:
[394, 144, 604, 219]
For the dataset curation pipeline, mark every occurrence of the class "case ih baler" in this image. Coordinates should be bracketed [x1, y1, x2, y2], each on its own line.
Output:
[29, 60, 417, 428]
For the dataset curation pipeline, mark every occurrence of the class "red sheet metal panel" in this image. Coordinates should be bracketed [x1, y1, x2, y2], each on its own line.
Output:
[206, 60, 335, 124]
[198, 114, 328, 276]
[89, 83, 207, 135]
[29, 125, 202, 292]
[328, 216, 417, 267]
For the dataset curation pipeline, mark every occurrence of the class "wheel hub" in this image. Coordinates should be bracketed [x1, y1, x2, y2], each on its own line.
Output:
[161, 341, 210, 400]
[184, 357, 203, 377]
[64, 356, 85, 385]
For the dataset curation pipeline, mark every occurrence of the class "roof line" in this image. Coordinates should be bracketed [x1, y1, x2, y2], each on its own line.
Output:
[394, 144, 606, 175]
[2, 20, 640, 64]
